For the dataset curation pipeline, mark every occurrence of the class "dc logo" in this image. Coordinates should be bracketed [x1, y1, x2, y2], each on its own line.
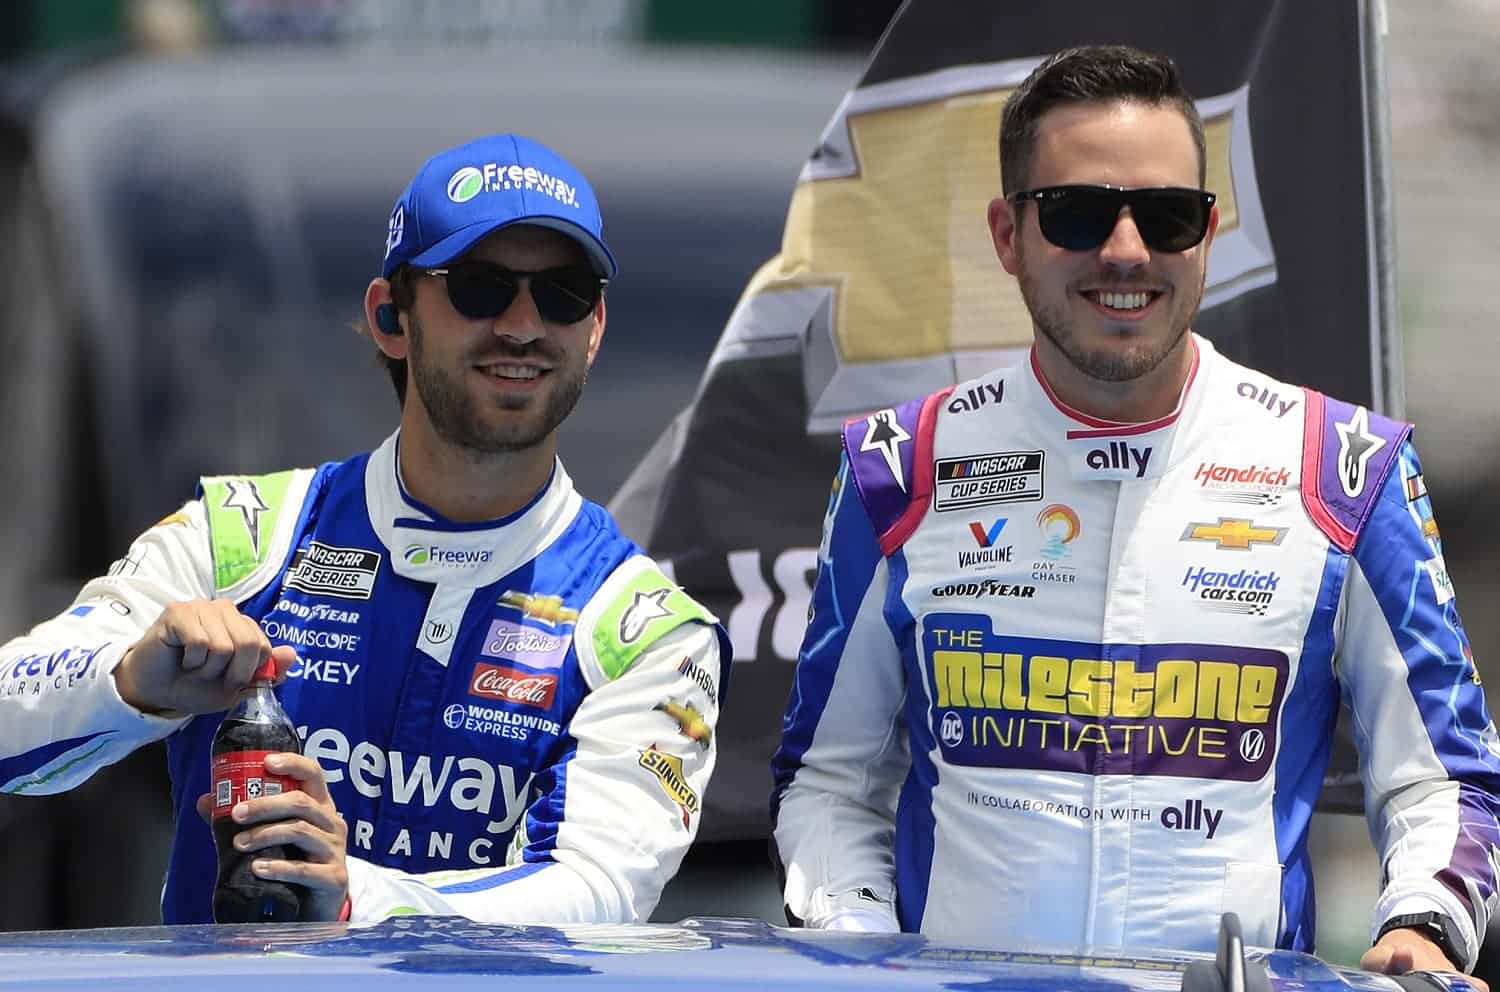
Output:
[1239, 728, 1266, 762]
[939, 711, 963, 748]
[385, 205, 404, 257]
[443, 704, 466, 730]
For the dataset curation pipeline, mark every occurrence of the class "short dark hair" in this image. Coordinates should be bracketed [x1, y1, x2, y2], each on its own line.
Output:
[999, 45, 1206, 195]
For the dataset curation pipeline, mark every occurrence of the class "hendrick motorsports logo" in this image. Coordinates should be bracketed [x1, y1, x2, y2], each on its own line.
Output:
[447, 163, 580, 208]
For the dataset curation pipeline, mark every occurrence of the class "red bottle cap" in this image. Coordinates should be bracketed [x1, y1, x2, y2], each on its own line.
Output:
[253, 657, 277, 682]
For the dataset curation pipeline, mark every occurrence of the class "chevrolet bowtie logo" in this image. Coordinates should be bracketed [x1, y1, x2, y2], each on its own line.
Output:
[1180, 518, 1288, 551]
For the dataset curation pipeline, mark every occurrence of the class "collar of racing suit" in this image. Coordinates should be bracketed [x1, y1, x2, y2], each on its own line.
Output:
[364, 430, 584, 588]
[1017, 333, 1214, 483]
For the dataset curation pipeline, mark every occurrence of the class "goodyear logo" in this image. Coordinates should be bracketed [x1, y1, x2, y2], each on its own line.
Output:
[924, 619, 1287, 780]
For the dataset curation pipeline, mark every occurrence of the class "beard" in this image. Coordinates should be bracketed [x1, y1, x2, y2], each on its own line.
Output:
[1015, 245, 1205, 384]
[406, 312, 587, 454]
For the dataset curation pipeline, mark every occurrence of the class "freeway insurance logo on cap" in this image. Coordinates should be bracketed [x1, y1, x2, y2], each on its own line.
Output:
[445, 163, 579, 207]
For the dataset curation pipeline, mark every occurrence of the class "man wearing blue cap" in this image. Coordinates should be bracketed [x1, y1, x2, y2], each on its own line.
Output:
[0, 134, 730, 925]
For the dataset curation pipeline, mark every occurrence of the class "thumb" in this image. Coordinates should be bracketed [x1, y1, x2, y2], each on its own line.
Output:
[269, 645, 299, 682]
[195, 793, 214, 825]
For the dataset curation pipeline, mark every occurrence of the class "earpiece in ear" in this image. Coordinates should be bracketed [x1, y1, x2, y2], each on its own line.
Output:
[375, 303, 402, 335]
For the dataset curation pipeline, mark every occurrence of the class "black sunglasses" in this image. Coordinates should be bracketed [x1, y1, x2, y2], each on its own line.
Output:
[423, 261, 607, 325]
[1010, 184, 1216, 253]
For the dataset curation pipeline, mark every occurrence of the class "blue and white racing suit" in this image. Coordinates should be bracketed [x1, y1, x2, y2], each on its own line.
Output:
[772, 335, 1500, 966]
[0, 432, 729, 924]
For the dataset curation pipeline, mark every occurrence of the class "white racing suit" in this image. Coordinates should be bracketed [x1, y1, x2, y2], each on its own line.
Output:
[772, 335, 1500, 966]
[0, 432, 729, 924]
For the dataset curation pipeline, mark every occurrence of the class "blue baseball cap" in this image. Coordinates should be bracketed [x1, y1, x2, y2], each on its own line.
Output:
[380, 133, 616, 280]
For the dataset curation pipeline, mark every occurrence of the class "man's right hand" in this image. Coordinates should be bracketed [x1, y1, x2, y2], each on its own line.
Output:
[113, 598, 297, 716]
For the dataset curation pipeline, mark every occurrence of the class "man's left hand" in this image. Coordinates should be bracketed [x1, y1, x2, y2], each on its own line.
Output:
[196, 752, 349, 921]
[1361, 927, 1486, 992]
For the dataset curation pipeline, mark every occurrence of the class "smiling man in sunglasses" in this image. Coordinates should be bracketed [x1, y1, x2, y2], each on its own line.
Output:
[0, 133, 730, 927]
[773, 46, 1500, 982]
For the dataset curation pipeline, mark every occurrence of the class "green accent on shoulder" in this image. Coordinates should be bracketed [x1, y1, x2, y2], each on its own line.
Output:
[593, 566, 712, 681]
[203, 470, 298, 592]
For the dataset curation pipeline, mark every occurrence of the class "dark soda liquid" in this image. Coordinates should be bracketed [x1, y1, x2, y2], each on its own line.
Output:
[210, 716, 307, 923]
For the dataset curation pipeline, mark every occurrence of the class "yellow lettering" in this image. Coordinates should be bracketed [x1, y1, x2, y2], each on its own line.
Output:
[1153, 660, 1198, 718]
[1030, 657, 1069, 713]
[1111, 661, 1154, 717]
[1067, 659, 1112, 716]
[1197, 726, 1227, 758]
[1153, 724, 1194, 756]
[1237, 665, 1277, 722]
[1001, 653, 1027, 709]
[980, 653, 1003, 708]
[1196, 661, 1241, 720]
[1073, 722, 1110, 752]
[1031, 717, 1062, 748]
[934, 650, 982, 707]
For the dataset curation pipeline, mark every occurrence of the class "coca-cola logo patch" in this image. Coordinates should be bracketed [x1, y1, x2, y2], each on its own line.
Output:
[469, 662, 558, 709]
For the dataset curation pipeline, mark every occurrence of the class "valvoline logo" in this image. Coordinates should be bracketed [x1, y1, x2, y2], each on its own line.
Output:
[404, 543, 493, 567]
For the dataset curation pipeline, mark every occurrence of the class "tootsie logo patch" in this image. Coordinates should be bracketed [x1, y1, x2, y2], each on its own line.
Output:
[469, 663, 558, 709]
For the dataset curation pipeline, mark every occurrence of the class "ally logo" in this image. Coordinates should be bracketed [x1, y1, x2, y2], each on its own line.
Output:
[404, 544, 430, 565]
[447, 167, 484, 203]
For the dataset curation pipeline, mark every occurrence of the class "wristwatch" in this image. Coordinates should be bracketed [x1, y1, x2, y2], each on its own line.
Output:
[1377, 912, 1467, 969]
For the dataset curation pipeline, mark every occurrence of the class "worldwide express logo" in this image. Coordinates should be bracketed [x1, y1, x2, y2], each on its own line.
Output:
[924, 624, 1287, 781]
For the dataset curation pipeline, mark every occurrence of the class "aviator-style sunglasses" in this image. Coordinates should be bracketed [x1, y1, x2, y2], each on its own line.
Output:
[423, 260, 607, 325]
[1009, 184, 1217, 253]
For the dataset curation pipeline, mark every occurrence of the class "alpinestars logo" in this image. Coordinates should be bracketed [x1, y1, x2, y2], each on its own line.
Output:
[221, 479, 270, 559]
[1334, 406, 1386, 499]
[860, 410, 910, 492]
[620, 588, 674, 644]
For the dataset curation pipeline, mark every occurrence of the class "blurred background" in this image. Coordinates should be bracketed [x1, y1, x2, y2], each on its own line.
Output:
[0, 0, 1496, 972]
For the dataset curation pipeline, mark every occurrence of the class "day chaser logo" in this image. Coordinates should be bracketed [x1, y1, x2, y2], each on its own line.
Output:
[925, 625, 1288, 781]
[1181, 565, 1279, 616]
[1334, 406, 1387, 499]
[934, 451, 1043, 512]
[860, 410, 911, 492]
[1180, 518, 1287, 552]
[497, 591, 579, 628]
[284, 542, 382, 600]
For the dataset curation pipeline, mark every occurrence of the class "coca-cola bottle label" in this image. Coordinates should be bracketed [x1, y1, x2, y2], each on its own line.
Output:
[210, 750, 300, 818]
